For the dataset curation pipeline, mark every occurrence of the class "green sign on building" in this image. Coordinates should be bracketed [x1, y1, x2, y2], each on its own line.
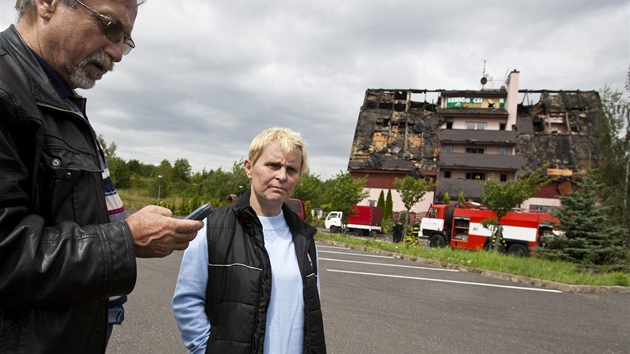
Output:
[445, 97, 504, 108]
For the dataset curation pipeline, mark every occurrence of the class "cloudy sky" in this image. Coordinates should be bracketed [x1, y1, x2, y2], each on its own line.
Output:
[1, 0, 628, 180]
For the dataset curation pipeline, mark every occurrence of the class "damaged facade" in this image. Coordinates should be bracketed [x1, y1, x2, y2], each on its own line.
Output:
[348, 71, 602, 216]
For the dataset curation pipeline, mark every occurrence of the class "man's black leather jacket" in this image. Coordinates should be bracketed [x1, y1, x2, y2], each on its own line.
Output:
[0, 25, 136, 353]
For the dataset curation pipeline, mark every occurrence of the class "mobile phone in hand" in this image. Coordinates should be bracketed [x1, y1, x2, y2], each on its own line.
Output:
[186, 203, 213, 220]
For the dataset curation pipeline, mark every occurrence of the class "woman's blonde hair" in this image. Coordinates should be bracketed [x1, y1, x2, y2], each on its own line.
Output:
[248, 127, 308, 174]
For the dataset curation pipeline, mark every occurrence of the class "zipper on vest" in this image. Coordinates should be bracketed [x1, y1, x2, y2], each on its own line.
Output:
[307, 250, 313, 270]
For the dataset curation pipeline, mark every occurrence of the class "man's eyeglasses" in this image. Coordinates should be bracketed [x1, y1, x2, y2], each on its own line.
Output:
[75, 0, 135, 55]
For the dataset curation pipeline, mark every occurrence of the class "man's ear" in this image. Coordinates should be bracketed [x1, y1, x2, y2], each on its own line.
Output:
[37, 0, 58, 19]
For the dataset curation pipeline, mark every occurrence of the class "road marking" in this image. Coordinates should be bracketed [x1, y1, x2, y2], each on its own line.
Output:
[319, 257, 459, 272]
[327, 269, 563, 293]
[318, 250, 394, 259]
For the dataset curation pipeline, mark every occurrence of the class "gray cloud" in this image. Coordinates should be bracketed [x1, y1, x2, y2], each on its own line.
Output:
[1, 0, 627, 179]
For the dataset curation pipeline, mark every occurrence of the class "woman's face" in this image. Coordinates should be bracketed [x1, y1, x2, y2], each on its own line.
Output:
[245, 143, 302, 216]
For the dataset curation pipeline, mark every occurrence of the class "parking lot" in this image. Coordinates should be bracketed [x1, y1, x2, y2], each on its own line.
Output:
[108, 241, 630, 354]
[317, 242, 630, 354]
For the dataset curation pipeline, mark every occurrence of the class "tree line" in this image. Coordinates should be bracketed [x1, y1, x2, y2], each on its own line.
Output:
[102, 80, 630, 271]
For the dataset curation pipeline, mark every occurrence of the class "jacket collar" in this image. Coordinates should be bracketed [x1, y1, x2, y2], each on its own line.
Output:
[31, 50, 74, 98]
[234, 190, 314, 238]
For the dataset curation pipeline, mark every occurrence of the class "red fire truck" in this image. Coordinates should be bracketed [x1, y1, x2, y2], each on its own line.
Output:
[325, 205, 383, 236]
[419, 203, 558, 256]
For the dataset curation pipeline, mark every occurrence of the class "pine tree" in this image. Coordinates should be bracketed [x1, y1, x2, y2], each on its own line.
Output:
[458, 191, 465, 205]
[384, 189, 393, 221]
[596, 84, 630, 245]
[377, 190, 385, 210]
[536, 177, 626, 270]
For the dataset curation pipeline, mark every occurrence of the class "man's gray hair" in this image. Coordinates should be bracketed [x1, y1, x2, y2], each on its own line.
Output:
[15, 0, 147, 20]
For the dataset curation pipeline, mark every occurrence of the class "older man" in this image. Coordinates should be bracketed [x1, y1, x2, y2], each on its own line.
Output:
[0, 1, 203, 353]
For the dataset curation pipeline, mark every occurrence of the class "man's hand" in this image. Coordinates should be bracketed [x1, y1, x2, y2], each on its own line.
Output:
[126, 205, 204, 258]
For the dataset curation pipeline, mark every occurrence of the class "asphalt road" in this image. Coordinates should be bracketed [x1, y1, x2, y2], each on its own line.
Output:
[107, 242, 630, 354]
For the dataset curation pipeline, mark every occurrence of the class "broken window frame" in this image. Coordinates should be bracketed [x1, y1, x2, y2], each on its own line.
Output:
[465, 172, 486, 180]
[465, 147, 485, 154]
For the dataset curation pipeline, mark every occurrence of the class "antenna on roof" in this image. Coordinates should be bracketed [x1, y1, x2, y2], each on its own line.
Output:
[480, 60, 488, 89]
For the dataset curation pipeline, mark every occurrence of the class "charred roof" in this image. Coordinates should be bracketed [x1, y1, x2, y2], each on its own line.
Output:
[348, 88, 602, 176]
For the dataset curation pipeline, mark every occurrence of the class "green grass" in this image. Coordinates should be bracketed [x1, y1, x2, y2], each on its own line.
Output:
[315, 233, 630, 287]
[118, 189, 156, 211]
[118, 188, 189, 216]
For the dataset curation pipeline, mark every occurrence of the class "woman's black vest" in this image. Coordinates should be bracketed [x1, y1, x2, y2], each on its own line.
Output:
[204, 194, 326, 354]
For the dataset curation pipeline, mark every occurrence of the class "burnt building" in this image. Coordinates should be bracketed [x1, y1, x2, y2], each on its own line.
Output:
[348, 71, 602, 215]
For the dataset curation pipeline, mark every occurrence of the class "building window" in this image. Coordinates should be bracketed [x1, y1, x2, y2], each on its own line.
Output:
[466, 122, 486, 130]
[368, 200, 376, 207]
[498, 147, 507, 155]
[500, 174, 508, 182]
[500, 123, 506, 130]
[530, 205, 558, 213]
[465, 172, 486, 180]
[444, 171, 451, 178]
[465, 147, 485, 154]
[444, 146, 453, 153]
[446, 122, 453, 129]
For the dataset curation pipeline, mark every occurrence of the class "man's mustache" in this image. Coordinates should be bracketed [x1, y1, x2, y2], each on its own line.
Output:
[80, 51, 114, 72]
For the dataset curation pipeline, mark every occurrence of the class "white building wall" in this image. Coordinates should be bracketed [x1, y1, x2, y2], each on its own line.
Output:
[505, 70, 520, 130]
[521, 197, 562, 212]
[359, 188, 435, 218]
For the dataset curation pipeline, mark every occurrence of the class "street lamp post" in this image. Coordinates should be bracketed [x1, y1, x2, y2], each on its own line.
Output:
[157, 175, 162, 204]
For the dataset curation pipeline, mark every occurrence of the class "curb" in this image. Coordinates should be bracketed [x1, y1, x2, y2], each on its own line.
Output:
[317, 239, 630, 294]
